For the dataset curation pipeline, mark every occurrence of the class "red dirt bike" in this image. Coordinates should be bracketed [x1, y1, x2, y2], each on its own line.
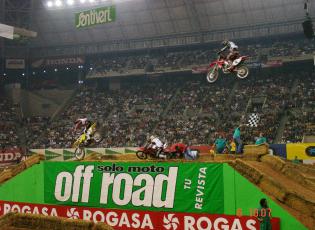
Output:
[206, 54, 250, 83]
[136, 143, 200, 160]
[136, 143, 171, 160]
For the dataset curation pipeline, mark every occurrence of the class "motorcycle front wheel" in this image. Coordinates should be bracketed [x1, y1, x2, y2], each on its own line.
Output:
[206, 66, 219, 83]
[136, 151, 147, 160]
[236, 65, 249, 79]
[74, 147, 85, 160]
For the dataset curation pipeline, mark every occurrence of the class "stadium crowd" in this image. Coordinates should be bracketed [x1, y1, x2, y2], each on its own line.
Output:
[282, 72, 315, 142]
[0, 99, 20, 148]
[1, 37, 314, 150]
[12, 68, 312, 149]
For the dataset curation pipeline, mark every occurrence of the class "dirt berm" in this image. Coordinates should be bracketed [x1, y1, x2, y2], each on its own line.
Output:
[0, 212, 113, 230]
[231, 155, 315, 230]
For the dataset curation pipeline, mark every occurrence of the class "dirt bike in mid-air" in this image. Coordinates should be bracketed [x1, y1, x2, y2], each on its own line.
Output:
[206, 54, 250, 83]
[72, 122, 103, 160]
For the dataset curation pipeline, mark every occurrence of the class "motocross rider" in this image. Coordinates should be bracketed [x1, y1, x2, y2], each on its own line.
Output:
[169, 142, 187, 158]
[218, 40, 240, 71]
[74, 118, 92, 143]
[148, 135, 164, 158]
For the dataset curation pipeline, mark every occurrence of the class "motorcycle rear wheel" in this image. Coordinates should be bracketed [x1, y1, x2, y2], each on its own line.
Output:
[236, 65, 249, 79]
[206, 66, 219, 83]
[136, 151, 147, 160]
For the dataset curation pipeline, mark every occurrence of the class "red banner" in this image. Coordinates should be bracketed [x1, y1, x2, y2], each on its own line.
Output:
[0, 200, 280, 230]
[0, 148, 23, 166]
[5, 59, 25, 69]
[261, 60, 283, 68]
[31, 56, 85, 68]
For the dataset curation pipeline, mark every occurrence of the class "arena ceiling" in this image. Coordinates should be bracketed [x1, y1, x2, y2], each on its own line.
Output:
[28, 0, 315, 47]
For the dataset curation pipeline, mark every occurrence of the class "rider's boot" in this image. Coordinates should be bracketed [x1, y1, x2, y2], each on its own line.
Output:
[227, 65, 235, 71]
[227, 60, 235, 71]
[159, 154, 167, 159]
[156, 148, 162, 158]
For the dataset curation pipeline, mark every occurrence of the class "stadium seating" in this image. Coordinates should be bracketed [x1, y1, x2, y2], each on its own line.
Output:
[19, 67, 314, 149]
[2, 38, 315, 148]
[0, 98, 20, 149]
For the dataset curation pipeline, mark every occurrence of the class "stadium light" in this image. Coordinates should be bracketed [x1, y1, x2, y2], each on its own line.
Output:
[89, 0, 95, 3]
[55, 0, 62, 7]
[47, 1, 53, 7]
[67, 0, 74, 5]
[80, 0, 86, 3]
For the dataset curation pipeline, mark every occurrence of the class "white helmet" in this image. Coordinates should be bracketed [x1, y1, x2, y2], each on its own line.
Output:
[150, 135, 155, 141]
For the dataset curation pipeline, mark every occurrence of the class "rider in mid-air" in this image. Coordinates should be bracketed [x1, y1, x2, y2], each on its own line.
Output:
[74, 118, 92, 143]
[218, 39, 240, 71]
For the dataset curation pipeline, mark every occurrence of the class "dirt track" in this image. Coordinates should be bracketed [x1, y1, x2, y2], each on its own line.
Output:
[248, 161, 315, 202]
[84, 152, 235, 162]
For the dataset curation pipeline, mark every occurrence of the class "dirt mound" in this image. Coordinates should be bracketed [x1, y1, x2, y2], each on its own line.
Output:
[0, 212, 113, 230]
[261, 155, 315, 192]
[232, 159, 315, 230]
[82, 152, 242, 163]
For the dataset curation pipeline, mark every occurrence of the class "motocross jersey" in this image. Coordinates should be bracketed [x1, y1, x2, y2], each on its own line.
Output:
[221, 41, 238, 53]
[151, 137, 163, 148]
[74, 118, 89, 131]
[169, 143, 187, 154]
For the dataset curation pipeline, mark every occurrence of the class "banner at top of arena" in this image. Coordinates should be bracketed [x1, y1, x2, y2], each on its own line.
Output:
[31, 56, 85, 68]
[75, 5, 116, 29]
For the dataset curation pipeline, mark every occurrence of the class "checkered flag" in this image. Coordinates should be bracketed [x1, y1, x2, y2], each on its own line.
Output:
[247, 113, 260, 127]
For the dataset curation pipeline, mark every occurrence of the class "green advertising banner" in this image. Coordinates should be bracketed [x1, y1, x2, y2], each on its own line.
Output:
[75, 5, 116, 28]
[44, 162, 223, 213]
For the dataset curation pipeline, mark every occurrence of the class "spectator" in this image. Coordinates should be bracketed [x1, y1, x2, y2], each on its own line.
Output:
[230, 140, 236, 155]
[257, 198, 272, 230]
[233, 125, 243, 154]
[255, 132, 267, 145]
[214, 135, 227, 154]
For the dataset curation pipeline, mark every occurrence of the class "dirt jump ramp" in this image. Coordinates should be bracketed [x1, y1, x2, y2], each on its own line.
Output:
[232, 158, 315, 230]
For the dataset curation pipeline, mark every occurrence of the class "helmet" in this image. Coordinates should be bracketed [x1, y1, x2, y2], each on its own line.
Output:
[222, 40, 228, 46]
[150, 135, 155, 141]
